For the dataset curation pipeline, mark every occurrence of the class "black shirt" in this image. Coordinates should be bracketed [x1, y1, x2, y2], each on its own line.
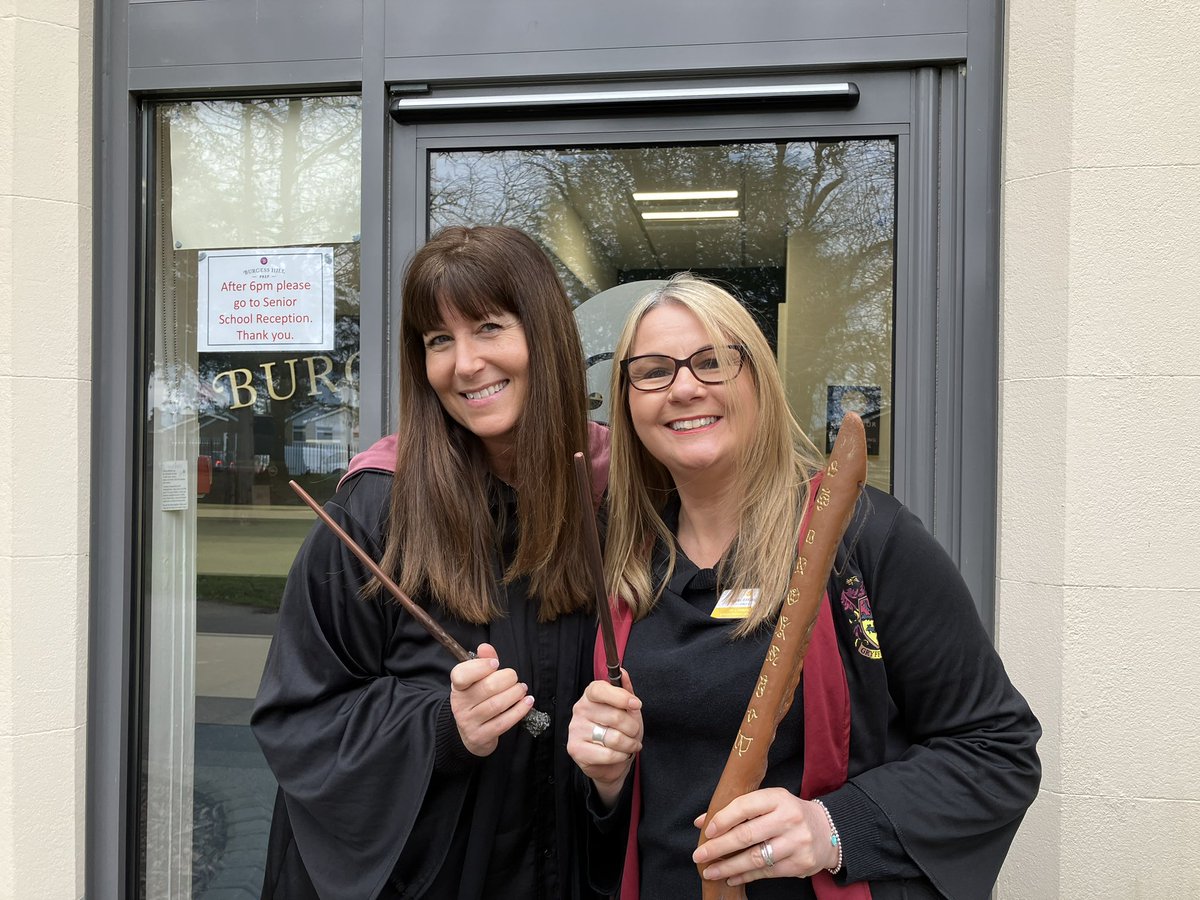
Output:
[625, 504, 810, 898]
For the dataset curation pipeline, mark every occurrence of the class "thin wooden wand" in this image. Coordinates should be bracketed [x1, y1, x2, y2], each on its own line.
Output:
[572, 452, 622, 686]
[288, 479, 551, 737]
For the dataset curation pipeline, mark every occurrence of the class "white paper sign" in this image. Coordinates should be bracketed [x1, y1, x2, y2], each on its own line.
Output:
[198, 247, 335, 352]
[161, 460, 189, 511]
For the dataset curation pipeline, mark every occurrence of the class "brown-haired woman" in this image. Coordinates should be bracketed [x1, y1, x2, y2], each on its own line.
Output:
[253, 225, 613, 899]
[569, 273, 1041, 899]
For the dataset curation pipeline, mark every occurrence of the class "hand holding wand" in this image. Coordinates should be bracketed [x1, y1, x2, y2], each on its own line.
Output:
[572, 452, 622, 686]
[696, 413, 867, 899]
[288, 479, 551, 737]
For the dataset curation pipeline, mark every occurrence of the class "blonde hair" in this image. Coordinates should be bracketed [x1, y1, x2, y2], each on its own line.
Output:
[604, 273, 826, 635]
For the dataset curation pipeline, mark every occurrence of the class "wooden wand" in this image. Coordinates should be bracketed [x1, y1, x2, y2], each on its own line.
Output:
[695, 412, 867, 900]
[289, 479, 551, 737]
[572, 452, 622, 686]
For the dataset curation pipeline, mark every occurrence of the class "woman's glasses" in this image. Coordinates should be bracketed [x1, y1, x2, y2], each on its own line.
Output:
[621, 345, 747, 392]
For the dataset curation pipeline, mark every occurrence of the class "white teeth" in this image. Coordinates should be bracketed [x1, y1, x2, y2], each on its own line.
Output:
[464, 381, 508, 400]
[669, 416, 718, 431]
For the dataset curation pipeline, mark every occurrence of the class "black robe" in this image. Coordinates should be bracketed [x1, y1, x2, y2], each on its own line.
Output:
[622, 487, 1041, 899]
[251, 470, 600, 900]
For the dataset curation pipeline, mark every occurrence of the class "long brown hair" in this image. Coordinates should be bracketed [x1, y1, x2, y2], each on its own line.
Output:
[604, 273, 826, 635]
[376, 225, 593, 623]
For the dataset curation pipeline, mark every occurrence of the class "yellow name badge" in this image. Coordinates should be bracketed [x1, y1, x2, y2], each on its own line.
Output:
[711, 588, 761, 619]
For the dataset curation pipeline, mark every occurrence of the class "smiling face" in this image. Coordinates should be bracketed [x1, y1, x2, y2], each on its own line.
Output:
[625, 302, 758, 492]
[424, 302, 530, 468]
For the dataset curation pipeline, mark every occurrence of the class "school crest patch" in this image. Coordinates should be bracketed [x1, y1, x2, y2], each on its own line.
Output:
[840, 576, 882, 660]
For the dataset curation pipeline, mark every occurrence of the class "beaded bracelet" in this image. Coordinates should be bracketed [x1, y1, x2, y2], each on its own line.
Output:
[813, 799, 844, 875]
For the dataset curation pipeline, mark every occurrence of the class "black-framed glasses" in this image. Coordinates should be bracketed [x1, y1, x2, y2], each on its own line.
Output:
[621, 345, 747, 392]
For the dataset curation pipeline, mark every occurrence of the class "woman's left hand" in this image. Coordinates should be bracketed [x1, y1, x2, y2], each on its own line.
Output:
[691, 788, 839, 886]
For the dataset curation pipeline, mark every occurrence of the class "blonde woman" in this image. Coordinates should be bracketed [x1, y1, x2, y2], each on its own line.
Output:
[569, 274, 1040, 900]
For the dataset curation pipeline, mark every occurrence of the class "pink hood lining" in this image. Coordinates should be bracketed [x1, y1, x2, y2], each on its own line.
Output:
[337, 420, 611, 509]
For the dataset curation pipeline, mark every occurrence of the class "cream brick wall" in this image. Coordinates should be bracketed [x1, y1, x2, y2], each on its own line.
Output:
[0, 2, 92, 898]
[999, 2, 1200, 897]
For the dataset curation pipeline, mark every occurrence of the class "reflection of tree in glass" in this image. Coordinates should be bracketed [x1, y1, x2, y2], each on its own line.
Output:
[427, 141, 894, 400]
[166, 97, 362, 247]
[160, 96, 364, 505]
[428, 139, 895, 481]
[778, 141, 895, 432]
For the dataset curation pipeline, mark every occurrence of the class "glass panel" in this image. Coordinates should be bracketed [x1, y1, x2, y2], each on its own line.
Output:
[429, 141, 896, 491]
[139, 96, 362, 898]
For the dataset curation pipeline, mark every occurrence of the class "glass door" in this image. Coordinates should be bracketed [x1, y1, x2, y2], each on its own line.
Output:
[137, 96, 362, 898]
[426, 140, 896, 490]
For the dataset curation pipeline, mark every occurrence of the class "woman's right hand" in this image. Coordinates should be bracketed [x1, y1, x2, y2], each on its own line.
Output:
[568, 671, 643, 808]
[449, 642, 533, 757]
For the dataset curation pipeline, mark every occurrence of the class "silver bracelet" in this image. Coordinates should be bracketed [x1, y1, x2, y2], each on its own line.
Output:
[813, 799, 844, 875]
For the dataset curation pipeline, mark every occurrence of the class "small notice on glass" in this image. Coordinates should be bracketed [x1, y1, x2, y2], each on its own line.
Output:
[197, 246, 335, 352]
[161, 460, 189, 511]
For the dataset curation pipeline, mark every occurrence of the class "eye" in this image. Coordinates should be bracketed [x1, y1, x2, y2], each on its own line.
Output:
[424, 333, 451, 349]
[694, 353, 721, 371]
[478, 313, 519, 335]
[629, 358, 673, 381]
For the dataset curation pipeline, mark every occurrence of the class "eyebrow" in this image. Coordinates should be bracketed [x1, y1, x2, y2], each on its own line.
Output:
[629, 344, 717, 357]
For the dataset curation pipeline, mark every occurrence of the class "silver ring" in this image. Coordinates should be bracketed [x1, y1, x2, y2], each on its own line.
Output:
[761, 841, 775, 869]
[591, 723, 608, 746]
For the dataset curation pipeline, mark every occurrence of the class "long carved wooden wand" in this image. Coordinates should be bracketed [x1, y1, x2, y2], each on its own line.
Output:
[696, 412, 868, 900]
[288, 479, 551, 737]
[572, 452, 622, 686]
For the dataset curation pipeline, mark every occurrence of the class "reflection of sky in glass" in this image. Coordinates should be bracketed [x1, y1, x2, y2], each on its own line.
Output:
[169, 97, 362, 248]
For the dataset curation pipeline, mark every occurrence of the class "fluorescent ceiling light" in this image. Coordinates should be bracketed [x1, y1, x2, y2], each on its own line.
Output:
[632, 190, 739, 202]
[641, 210, 740, 221]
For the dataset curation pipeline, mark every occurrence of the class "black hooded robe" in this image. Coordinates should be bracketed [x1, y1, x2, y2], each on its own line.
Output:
[619, 487, 1041, 899]
[252, 470, 603, 900]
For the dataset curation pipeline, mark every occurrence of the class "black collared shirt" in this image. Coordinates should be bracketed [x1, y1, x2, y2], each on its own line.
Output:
[625, 500, 809, 898]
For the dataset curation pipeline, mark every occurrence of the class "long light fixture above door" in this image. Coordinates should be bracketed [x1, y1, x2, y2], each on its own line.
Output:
[389, 82, 860, 122]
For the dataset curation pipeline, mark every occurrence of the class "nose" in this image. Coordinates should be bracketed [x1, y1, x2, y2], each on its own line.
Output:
[453, 338, 484, 378]
[667, 364, 707, 400]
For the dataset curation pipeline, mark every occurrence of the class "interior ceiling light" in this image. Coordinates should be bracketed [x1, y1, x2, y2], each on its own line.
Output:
[641, 210, 740, 221]
[632, 190, 739, 202]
